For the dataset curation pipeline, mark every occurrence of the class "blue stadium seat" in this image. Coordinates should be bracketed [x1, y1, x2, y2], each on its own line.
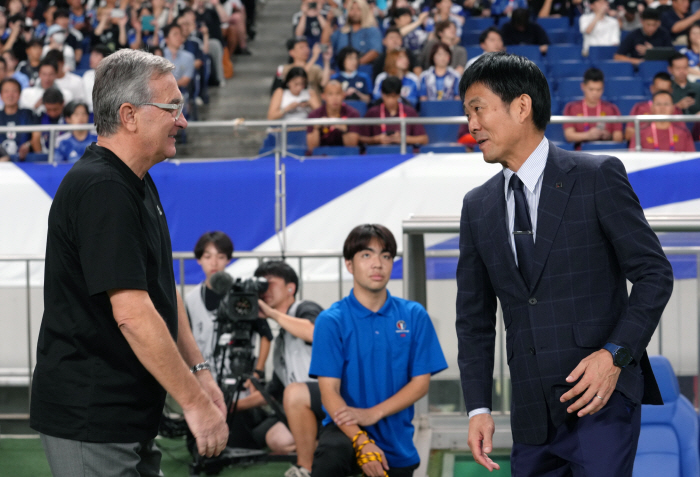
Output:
[547, 29, 571, 45]
[638, 61, 669, 84]
[552, 61, 591, 80]
[259, 130, 308, 155]
[461, 30, 483, 47]
[420, 144, 467, 153]
[358, 64, 373, 78]
[617, 96, 647, 115]
[465, 17, 495, 31]
[365, 145, 405, 155]
[595, 61, 635, 78]
[588, 46, 619, 61]
[344, 100, 367, 116]
[24, 153, 49, 162]
[537, 17, 570, 30]
[466, 46, 483, 60]
[545, 122, 567, 143]
[695, 141, 700, 150]
[550, 96, 562, 115]
[557, 78, 585, 98]
[507, 45, 543, 61]
[632, 355, 700, 477]
[580, 141, 627, 151]
[312, 146, 361, 156]
[419, 100, 464, 144]
[605, 78, 646, 99]
[285, 146, 307, 157]
[546, 44, 585, 63]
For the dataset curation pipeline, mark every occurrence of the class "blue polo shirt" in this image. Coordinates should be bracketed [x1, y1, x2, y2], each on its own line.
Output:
[309, 289, 447, 468]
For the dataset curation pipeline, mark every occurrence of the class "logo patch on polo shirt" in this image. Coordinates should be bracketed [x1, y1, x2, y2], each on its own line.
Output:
[396, 320, 409, 337]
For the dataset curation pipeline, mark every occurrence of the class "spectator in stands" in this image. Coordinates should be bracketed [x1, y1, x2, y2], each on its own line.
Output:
[0, 78, 38, 160]
[306, 80, 361, 152]
[273, 37, 331, 96]
[67, 0, 95, 38]
[614, 8, 673, 66]
[46, 50, 85, 104]
[500, 8, 551, 55]
[293, 0, 328, 48]
[128, 5, 160, 50]
[222, 0, 251, 56]
[331, 46, 373, 103]
[625, 71, 683, 140]
[19, 59, 73, 113]
[662, 0, 700, 43]
[163, 23, 195, 93]
[490, 0, 527, 20]
[18, 39, 43, 87]
[579, 0, 621, 55]
[420, 20, 466, 75]
[52, 9, 83, 67]
[392, 8, 430, 54]
[425, 0, 465, 38]
[373, 26, 421, 80]
[91, 6, 128, 53]
[531, 0, 582, 19]
[466, 27, 504, 68]
[462, 0, 492, 17]
[191, 0, 227, 86]
[373, 48, 421, 107]
[3, 50, 29, 90]
[268, 67, 321, 120]
[630, 90, 695, 149]
[669, 51, 700, 113]
[323, 0, 382, 66]
[54, 101, 97, 163]
[563, 67, 624, 148]
[618, 0, 643, 32]
[37, 87, 66, 152]
[82, 45, 110, 113]
[177, 9, 209, 104]
[679, 21, 700, 80]
[418, 42, 461, 101]
[360, 75, 428, 148]
[383, 0, 417, 30]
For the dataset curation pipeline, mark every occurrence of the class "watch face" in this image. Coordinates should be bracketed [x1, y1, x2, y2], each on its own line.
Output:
[615, 347, 633, 367]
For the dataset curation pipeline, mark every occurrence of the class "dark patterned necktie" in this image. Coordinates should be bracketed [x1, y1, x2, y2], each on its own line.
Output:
[509, 174, 534, 287]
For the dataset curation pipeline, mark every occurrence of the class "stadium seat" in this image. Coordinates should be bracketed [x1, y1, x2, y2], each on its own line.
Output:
[588, 46, 619, 61]
[465, 17, 495, 31]
[507, 45, 543, 61]
[285, 146, 307, 157]
[545, 122, 567, 143]
[466, 46, 483, 60]
[550, 96, 562, 115]
[638, 61, 670, 84]
[365, 145, 405, 155]
[24, 153, 49, 162]
[344, 100, 367, 116]
[546, 44, 585, 63]
[557, 78, 585, 99]
[461, 30, 483, 47]
[420, 144, 466, 153]
[259, 130, 308, 155]
[595, 61, 635, 78]
[312, 146, 360, 156]
[632, 355, 700, 477]
[547, 29, 571, 45]
[580, 141, 628, 151]
[419, 100, 464, 144]
[617, 96, 647, 115]
[537, 17, 570, 30]
[605, 78, 646, 99]
[552, 61, 591, 80]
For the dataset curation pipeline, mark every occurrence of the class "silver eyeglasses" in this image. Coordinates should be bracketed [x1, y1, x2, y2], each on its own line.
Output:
[141, 102, 185, 120]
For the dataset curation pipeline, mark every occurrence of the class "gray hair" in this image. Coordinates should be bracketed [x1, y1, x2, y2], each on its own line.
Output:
[93, 49, 174, 136]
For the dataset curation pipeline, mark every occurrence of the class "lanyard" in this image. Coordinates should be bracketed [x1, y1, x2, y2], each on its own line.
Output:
[582, 100, 601, 131]
[650, 123, 675, 151]
[380, 102, 404, 134]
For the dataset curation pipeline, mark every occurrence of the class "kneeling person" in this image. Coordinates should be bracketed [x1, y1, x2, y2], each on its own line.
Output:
[309, 224, 447, 477]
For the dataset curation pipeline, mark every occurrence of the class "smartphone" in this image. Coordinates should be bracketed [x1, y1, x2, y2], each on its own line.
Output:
[687, 92, 696, 99]
[110, 8, 126, 18]
[141, 14, 154, 32]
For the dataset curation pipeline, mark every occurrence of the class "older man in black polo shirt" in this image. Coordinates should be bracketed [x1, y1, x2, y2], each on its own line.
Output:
[30, 49, 228, 476]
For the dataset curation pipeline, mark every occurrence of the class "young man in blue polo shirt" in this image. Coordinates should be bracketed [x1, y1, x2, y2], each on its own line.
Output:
[309, 224, 447, 477]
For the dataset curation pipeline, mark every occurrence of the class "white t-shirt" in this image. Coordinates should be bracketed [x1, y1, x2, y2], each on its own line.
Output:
[579, 13, 621, 54]
[42, 45, 76, 72]
[82, 70, 95, 112]
[19, 85, 74, 113]
[55, 72, 86, 104]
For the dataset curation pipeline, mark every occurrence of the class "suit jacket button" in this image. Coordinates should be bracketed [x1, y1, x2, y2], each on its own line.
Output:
[528, 298, 537, 305]
[529, 347, 536, 355]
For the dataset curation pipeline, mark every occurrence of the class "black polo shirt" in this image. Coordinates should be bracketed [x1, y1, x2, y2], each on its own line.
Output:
[616, 27, 674, 58]
[30, 144, 178, 443]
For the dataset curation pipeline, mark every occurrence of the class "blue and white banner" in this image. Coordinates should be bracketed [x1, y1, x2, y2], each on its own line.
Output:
[3, 151, 700, 286]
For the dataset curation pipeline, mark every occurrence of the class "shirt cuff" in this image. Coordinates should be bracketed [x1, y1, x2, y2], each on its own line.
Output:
[468, 407, 491, 419]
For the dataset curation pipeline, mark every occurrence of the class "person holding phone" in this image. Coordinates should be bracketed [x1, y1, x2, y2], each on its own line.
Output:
[267, 67, 321, 121]
[668, 51, 700, 114]
[293, 0, 327, 48]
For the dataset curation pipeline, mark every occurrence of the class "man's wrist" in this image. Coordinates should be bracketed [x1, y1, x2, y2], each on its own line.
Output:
[468, 407, 491, 419]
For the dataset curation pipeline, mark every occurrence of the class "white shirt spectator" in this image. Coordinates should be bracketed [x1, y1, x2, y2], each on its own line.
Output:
[19, 86, 74, 113]
[42, 45, 77, 72]
[55, 72, 86, 103]
[579, 13, 620, 54]
[82, 69, 95, 112]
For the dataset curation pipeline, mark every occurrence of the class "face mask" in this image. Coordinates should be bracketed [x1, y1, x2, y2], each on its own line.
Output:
[52, 32, 66, 44]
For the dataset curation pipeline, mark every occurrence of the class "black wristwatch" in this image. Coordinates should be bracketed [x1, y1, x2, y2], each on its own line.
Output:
[603, 343, 633, 368]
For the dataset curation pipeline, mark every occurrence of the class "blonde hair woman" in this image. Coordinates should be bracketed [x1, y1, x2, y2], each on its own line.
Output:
[322, 0, 382, 65]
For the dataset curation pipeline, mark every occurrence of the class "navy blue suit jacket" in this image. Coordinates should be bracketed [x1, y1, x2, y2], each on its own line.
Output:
[455, 142, 674, 445]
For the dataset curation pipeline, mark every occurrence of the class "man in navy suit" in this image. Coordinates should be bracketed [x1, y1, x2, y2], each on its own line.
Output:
[456, 52, 674, 475]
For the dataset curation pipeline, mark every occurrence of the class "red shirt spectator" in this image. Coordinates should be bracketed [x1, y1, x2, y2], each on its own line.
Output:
[307, 104, 361, 146]
[630, 124, 695, 151]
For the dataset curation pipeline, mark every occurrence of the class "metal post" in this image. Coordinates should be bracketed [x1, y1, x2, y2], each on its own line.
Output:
[26, 260, 33, 404]
[48, 130, 56, 164]
[634, 118, 641, 152]
[281, 123, 288, 158]
[400, 118, 407, 155]
[281, 163, 287, 254]
[179, 258, 186, 299]
[338, 257, 344, 300]
[298, 257, 303, 301]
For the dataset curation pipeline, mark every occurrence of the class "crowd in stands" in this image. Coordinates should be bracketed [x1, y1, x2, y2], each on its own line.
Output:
[5, 0, 700, 161]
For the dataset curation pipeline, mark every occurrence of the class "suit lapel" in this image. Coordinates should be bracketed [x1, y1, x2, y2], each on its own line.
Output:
[483, 173, 529, 294]
[529, 144, 577, 290]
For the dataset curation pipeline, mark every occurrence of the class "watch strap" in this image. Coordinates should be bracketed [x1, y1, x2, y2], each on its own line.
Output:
[190, 361, 212, 374]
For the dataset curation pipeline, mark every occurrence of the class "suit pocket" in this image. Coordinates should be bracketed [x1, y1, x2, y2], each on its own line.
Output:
[573, 323, 615, 349]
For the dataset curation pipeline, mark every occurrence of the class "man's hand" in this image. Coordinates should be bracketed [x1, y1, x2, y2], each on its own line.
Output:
[677, 96, 696, 110]
[182, 394, 229, 457]
[376, 133, 393, 144]
[560, 349, 621, 417]
[357, 440, 390, 477]
[196, 371, 227, 417]
[467, 413, 500, 472]
[257, 298, 275, 320]
[333, 405, 381, 427]
[18, 142, 30, 160]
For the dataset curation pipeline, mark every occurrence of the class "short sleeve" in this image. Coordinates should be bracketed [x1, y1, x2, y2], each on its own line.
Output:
[254, 317, 274, 341]
[75, 181, 149, 296]
[410, 306, 447, 378]
[295, 301, 323, 324]
[366, 27, 382, 53]
[308, 311, 344, 379]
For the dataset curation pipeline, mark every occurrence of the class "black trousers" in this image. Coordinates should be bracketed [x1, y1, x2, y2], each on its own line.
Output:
[311, 424, 419, 477]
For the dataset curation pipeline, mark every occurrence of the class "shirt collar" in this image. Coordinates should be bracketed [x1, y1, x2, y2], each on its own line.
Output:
[348, 288, 393, 318]
[502, 136, 548, 194]
[90, 144, 146, 197]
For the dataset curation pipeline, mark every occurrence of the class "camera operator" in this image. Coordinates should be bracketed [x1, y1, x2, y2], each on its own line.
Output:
[229, 260, 324, 477]
[185, 231, 272, 383]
